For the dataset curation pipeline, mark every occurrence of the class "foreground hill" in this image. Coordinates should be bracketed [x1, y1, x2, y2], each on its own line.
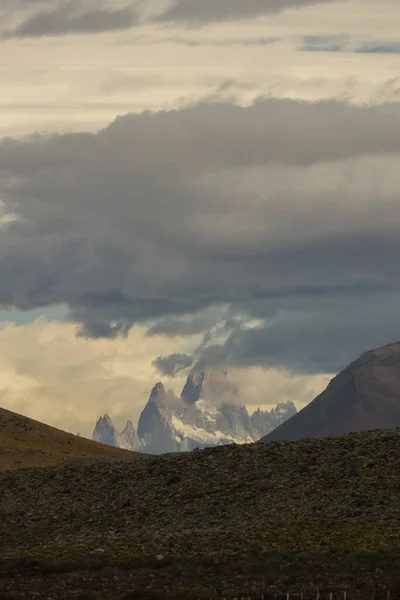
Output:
[0, 407, 139, 471]
[1, 429, 400, 598]
[262, 342, 400, 442]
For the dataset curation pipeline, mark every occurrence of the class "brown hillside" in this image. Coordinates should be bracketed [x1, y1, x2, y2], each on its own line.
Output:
[262, 342, 400, 442]
[1, 429, 400, 598]
[0, 406, 141, 471]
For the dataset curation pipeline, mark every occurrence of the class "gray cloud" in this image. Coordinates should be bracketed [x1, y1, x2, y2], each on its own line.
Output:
[302, 34, 349, 52]
[3, 3, 138, 38]
[1, 98, 400, 372]
[153, 353, 194, 377]
[189, 292, 400, 375]
[156, 0, 337, 24]
[155, 36, 281, 47]
[355, 43, 400, 54]
[147, 306, 231, 337]
[300, 36, 400, 55]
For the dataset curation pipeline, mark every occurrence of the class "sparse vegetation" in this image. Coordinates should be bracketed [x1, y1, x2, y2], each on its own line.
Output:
[1, 429, 400, 597]
[0, 407, 141, 471]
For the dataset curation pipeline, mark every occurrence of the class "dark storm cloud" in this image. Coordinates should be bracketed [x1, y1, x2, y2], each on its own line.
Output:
[153, 353, 194, 377]
[189, 291, 400, 375]
[3, 3, 138, 38]
[156, 0, 338, 24]
[1, 98, 400, 372]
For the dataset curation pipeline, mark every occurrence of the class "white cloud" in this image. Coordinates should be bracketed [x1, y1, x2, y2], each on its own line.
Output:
[1, 1, 400, 136]
[0, 319, 329, 435]
[0, 319, 193, 435]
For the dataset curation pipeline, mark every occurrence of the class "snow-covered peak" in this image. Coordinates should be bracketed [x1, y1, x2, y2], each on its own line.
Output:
[93, 374, 297, 454]
[118, 419, 140, 451]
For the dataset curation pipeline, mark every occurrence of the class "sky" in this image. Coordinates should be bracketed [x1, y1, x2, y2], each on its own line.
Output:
[1, 0, 400, 437]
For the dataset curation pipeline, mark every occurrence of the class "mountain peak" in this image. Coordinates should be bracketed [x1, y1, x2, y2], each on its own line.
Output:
[181, 370, 233, 405]
[359, 341, 400, 364]
[181, 372, 206, 404]
[151, 382, 166, 398]
[262, 342, 400, 443]
[93, 414, 118, 447]
[122, 420, 135, 434]
[94, 414, 115, 429]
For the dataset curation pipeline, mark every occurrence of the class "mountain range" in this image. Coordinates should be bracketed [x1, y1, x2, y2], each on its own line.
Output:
[93, 371, 297, 453]
[2, 343, 400, 596]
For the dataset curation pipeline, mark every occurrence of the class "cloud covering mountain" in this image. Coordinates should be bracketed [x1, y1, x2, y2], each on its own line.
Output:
[1, 99, 400, 375]
[93, 371, 298, 453]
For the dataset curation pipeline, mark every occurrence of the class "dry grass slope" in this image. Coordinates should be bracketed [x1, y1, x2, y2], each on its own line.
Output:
[1, 427, 400, 598]
[0, 407, 141, 471]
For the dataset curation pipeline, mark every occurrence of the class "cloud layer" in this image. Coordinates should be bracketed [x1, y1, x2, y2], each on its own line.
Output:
[0, 319, 329, 435]
[157, 0, 336, 24]
[1, 0, 340, 38]
[3, 3, 138, 38]
[1, 98, 400, 372]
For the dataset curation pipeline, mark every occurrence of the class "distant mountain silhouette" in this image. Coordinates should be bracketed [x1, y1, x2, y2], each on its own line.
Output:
[262, 342, 400, 442]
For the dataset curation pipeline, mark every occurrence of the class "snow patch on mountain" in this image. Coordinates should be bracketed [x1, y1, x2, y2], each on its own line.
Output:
[93, 371, 297, 454]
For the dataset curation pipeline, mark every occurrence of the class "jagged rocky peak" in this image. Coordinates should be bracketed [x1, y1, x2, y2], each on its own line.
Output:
[181, 372, 206, 404]
[181, 370, 236, 405]
[118, 419, 139, 451]
[93, 370, 298, 454]
[99, 414, 113, 426]
[123, 419, 135, 433]
[250, 402, 297, 438]
[93, 414, 118, 447]
[150, 381, 167, 401]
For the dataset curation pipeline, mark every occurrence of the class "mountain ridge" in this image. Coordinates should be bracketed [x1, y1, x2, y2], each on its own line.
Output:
[262, 341, 400, 442]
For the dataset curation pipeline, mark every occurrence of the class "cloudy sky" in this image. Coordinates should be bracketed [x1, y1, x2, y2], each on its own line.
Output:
[1, 0, 400, 437]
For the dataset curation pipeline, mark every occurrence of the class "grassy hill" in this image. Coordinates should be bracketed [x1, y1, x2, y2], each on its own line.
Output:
[0, 406, 140, 471]
[1, 427, 400, 598]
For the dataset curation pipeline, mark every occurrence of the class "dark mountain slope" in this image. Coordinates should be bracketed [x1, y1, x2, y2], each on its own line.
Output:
[262, 342, 400, 442]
